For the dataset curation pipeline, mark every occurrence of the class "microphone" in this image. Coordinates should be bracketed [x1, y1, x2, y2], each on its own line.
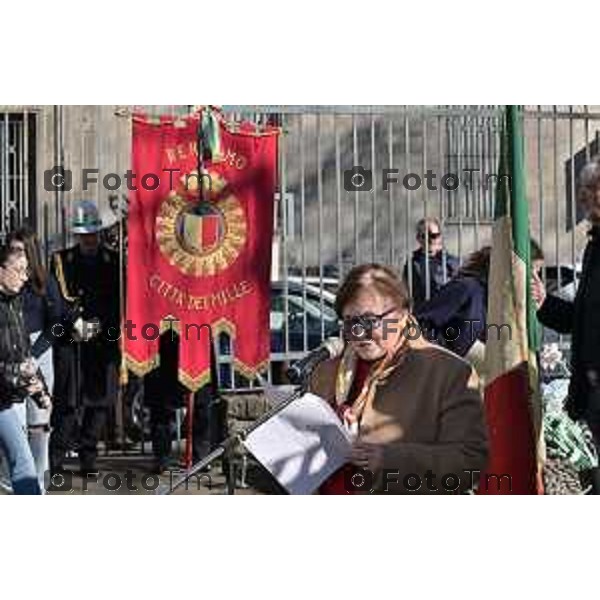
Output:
[286, 338, 345, 386]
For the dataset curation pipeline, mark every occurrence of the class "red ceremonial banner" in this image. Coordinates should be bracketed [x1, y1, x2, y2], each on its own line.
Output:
[125, 112, 279, 390]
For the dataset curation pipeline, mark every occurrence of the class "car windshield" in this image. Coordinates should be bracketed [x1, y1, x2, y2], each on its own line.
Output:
[272, 293, 336, 325]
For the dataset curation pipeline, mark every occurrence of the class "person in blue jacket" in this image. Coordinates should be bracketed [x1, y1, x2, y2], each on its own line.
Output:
[416, 247, 490, 365]
[417, 241, 545, 380]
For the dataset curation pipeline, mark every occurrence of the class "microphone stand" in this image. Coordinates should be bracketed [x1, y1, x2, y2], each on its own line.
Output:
[159, 377, 311, 495]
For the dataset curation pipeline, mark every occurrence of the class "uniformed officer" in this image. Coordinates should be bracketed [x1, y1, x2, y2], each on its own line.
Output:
[49, 200, 121, 476]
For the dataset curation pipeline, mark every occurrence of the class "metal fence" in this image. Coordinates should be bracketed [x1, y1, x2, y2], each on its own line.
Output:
[1, 104, 599, 393]
[0, 111, 36, 243]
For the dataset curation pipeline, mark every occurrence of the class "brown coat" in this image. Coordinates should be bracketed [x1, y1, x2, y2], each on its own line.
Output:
[310, 338, 489, 494]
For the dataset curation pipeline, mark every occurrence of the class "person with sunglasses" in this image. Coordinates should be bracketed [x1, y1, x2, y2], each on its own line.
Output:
[311, 264, 488, 494]
[403, 218, 459, 312]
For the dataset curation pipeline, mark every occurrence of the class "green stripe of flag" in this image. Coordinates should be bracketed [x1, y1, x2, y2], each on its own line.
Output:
[496, 105, 540, 351]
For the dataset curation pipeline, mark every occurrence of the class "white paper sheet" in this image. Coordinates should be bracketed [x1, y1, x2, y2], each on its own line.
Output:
[243, 393, 352, 495]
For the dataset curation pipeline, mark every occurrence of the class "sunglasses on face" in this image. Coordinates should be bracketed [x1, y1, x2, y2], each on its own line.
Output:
[419, 231, 442, 243]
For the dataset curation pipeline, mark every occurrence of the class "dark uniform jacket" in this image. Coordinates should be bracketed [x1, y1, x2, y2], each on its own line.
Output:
[537, 226, 600, 420]
[51, 244, 121, 406]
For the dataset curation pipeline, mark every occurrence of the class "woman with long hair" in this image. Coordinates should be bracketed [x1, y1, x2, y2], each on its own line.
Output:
[8, 226, 65, 492]
[0, 243, 45, 494]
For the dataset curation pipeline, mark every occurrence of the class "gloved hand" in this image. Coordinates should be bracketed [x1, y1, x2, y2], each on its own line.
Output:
[73, 317, 102, 342]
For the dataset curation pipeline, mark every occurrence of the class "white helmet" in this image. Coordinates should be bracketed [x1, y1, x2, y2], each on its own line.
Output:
[71, 200, 103, 234]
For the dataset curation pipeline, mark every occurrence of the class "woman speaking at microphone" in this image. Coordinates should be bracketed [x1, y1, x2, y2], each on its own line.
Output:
[310, 264, 488, 494]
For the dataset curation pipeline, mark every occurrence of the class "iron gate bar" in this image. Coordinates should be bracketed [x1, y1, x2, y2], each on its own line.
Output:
[280, 113, 291, 356]
[300, 114, 308, 353]
[437, 113, 446, 284]
[335, 115, 343, 282]
[552, 107, 561, 288]
[404, 109, 413, 298]
[317, 114, 325, 341]
[2, 114, 7, 235]
[472, 110, 481, 249]
[352, 114, 359, 266]
[423, 114, 431, 301]
[388, 119, 396, 267]
[569, 106, 577, 289]
[371, 114, 377, 264]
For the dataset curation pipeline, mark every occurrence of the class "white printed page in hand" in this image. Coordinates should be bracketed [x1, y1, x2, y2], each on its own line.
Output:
[243, 393, 352, 495]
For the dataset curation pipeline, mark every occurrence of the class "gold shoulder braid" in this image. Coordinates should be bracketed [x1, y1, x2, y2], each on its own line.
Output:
[54, 253, 78, 303]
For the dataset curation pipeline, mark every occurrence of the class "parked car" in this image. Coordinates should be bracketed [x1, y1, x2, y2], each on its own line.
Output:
[218, 280, 339, 387]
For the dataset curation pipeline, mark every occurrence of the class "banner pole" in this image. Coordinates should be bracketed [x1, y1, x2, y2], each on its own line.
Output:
[118, 188, 128, 450]
[197, 107, 206, 204]
[184, 391, 195, 470]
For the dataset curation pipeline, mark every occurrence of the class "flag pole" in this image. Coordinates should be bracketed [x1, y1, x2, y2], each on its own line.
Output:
[182, 106, 208, 470]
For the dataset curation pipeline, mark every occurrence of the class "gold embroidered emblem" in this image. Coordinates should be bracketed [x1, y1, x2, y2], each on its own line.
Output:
[156, 171, 247, 277]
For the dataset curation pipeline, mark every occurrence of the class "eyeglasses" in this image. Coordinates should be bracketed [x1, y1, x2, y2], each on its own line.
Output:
[419, 231, 442, 243]
[342, 307, 397, 330]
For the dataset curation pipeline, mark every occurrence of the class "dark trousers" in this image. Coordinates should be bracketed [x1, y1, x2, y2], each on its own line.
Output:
[192, 387, 227, 463]
[149, 403, 176, 466]
[49, 402, 107, 471]
[582, 414, 600, 494]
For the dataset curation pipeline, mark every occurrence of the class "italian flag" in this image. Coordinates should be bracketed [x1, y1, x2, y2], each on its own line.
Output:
[481, 105, 543, 495]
